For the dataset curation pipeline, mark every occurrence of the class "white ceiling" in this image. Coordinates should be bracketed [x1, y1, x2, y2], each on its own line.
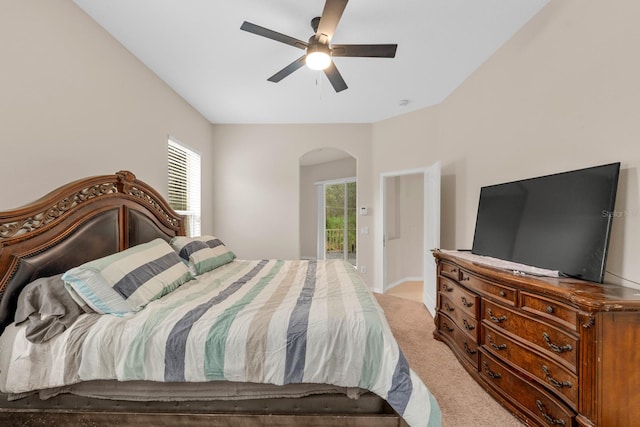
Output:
[73, 0, 549, 124]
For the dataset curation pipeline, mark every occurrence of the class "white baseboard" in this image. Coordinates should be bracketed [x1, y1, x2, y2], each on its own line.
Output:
[423, 292, 437, 317]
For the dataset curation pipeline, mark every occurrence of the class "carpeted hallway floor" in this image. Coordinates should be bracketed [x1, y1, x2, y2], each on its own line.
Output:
[374, 292, 524, 427]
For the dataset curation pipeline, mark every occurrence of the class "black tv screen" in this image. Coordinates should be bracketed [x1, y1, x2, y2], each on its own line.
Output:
[471, 162, 620, 283]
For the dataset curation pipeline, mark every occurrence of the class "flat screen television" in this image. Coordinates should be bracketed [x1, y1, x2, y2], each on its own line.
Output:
[471, 162, 620, 283]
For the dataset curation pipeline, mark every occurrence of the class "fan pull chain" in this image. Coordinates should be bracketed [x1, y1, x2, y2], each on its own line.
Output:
[316, 72, 323, 101]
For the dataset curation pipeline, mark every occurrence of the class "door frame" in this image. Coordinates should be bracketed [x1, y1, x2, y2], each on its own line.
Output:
[315, 176, 357, 263]
[380, 162, 440, 315]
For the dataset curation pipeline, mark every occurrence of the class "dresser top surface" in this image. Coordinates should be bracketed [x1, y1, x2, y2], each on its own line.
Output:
[434, 250, 640, 311]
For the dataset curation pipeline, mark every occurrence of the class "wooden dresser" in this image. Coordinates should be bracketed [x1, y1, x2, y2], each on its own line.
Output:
[433, 250, 640, 427]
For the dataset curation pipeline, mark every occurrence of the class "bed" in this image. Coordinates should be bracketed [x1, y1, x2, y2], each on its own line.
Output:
[0, 171, 441, 427]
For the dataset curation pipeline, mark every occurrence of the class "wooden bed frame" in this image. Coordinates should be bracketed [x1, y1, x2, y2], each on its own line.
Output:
[0, 171, 407, 427]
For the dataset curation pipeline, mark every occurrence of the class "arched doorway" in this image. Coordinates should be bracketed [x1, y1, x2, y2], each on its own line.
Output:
[299, 148, 357, 264]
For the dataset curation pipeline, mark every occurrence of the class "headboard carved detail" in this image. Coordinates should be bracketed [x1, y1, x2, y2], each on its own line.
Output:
[115, 170, 181, 230]
[126, 186, 180, 228]
[0, 183, 117, 240]
[0, 171, 183, 243]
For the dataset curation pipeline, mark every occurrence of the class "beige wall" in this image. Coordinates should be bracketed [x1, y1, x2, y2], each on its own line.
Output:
[210, 124, 373, 268]
[372, 109, 443, 291]
[372, 0, 640, 288]
[0, 0, 215, 232]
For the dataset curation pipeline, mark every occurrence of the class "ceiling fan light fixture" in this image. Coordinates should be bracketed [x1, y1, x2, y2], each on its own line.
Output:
[240, 0, 397, 92]
[306, 43, 331, 70]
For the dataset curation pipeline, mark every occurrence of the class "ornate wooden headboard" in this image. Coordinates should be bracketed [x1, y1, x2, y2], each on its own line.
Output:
[0, 171, 185, 334]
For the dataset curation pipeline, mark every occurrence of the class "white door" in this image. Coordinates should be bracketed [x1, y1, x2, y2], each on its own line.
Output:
[423, 161, 441, 314]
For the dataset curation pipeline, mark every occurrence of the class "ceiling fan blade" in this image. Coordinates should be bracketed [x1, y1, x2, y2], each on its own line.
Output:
[241, 21, 308, 50]
[316, 0, 348, 42]
[324, 61, 348, 92]
[267, 55, 307, 83]
[331, 44, 397, 58]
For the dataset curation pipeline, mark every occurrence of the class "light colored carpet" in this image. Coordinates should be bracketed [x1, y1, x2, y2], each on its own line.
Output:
[374, 292, 524, 427]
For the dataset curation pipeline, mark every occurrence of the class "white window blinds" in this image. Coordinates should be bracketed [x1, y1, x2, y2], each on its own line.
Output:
[168, 138, 201, 237]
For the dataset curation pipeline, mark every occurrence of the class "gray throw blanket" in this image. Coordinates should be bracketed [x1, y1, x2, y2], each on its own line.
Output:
[14, 274, 92, 343]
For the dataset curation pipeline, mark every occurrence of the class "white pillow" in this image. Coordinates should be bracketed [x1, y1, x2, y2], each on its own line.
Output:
[62, 239, 193, 315]
[170, 236, 236, 276]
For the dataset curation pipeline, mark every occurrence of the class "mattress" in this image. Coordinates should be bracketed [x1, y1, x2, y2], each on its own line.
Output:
[2, 259, 440, 426]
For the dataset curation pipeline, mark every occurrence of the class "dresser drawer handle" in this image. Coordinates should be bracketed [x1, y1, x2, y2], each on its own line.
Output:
[542, 332, 573, 353]
[464, 342, 477, 355]
[441, 321, 454, 333]
[487, 309, 507, 323]
[463, 319, 475, 331]
[546, 305, 555, 314]
[461, 296, 474, 307]
[499, 290, 506, 297]
[487, 334, 507, 350]
[483, 362, 502, 380]
[443, 303, 455, 312]
[542, 365, 573, 389]
[536, 399, 566, 426]
[442, 284, 453, 292]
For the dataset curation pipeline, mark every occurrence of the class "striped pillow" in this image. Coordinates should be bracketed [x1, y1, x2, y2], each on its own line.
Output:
[62, 239, 193, 315]
[170, 236, 236, 276]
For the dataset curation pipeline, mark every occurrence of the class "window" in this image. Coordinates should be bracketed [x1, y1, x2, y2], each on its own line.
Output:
[168, 138, 201, 237]
[316, 178, 357, 266]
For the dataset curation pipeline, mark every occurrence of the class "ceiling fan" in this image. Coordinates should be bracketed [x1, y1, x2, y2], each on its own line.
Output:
[240, 0, 397, 93]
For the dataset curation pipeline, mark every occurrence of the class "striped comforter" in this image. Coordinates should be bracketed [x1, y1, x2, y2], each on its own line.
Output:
[5, 259, 441, 427]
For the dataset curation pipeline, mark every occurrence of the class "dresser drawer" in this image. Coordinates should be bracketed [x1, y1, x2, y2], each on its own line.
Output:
[459, 269, 517, 306]
[438, 277, 478, 318]
[439, 261, 460, 281]
[439, 293, 478, 342]
[436, 313, 479, 369]
[482, 324, 578, 407]
[480, 351, 575, 427]
[520, 292, 578, 332]
[482, 300, 578, 371]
